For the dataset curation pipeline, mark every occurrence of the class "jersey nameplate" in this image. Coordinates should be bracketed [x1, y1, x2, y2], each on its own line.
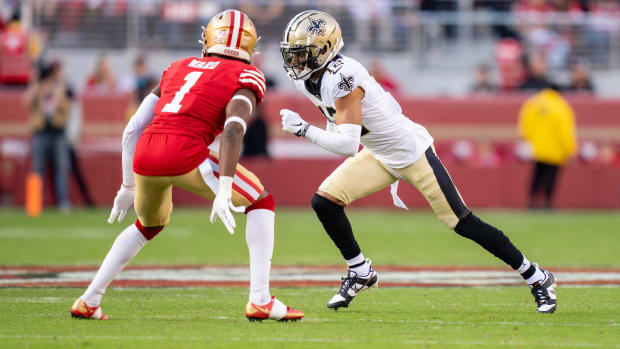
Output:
[187, 59, 220, 70]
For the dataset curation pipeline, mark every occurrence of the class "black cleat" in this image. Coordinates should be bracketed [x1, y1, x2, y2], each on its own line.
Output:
[530, 269, 557, 313]
[327, 266, 378, 310]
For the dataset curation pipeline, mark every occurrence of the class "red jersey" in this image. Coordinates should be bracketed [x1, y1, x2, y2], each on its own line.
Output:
[133, 56, 266, 176]
[146, 56, 265, 144]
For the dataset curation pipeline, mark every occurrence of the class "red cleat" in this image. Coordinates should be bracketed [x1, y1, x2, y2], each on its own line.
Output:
[245, 296, 304, 322]
[70, 298, 109, 320]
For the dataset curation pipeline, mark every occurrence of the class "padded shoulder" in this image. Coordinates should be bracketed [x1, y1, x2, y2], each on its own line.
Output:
[323, 55, 370, 101]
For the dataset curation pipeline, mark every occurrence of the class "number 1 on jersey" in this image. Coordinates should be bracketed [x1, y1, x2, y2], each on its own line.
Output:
[161, 71, 203, 113]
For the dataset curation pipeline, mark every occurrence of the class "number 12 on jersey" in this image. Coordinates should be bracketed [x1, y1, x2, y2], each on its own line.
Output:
[161, 71, 203, 113]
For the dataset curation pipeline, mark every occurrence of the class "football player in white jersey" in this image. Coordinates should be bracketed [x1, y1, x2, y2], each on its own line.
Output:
[279, 10, 557, 314]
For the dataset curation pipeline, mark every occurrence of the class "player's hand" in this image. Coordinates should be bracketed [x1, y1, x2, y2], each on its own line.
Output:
[281, 109, 309, 137]
[107, 184, 135, 224]
[210, 176, 245, 234]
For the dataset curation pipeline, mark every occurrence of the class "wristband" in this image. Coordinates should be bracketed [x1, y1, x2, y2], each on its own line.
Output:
[218, 176, 234, 194]
[296, 123, 311, 138]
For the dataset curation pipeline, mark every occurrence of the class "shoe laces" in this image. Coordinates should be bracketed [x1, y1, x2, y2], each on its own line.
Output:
[531, 282, 549, 305]
[339, 271, 356, 292]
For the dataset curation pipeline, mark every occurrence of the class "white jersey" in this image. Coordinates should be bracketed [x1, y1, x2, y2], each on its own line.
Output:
[292, 55, 433, 169]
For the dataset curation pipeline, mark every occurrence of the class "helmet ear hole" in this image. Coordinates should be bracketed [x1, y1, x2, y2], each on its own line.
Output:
[321, 45, 328, 54]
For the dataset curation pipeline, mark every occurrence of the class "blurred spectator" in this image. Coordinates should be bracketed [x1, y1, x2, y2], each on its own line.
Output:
[369, 59, 401, 95]
[549, 0, 584, 13]
[420, 0, 458, 40]
[65, 88, 94, 208]
[474, 0, 520, 39]
[85, 54, 117, 94]
[565, 57, 595, 93]
[475, 141, 501, 167]
[518, 87, 577, 209]
[120, 54, 156, 101]
[584, 0, 620, 67]
[0, 9, 34, 85]
[240, 0, 286, 43]
[348, 0, 393, 50]
[24, 61, 72, 211]
[514, 0, 572, 69]
[242, 105, 270, 158]
[598, 142, 620, 165]
[520, 53, 555, 91]
[452, 140, 475, 164]
[161, 0, 199, 46]
[495, 38, 526, 90]
[470, 63, 496, 94]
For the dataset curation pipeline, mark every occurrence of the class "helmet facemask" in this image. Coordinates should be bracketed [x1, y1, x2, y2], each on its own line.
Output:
[281, 44, 323, 80]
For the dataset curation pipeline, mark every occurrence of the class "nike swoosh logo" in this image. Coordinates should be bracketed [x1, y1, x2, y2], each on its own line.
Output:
[252, 304, 270, 314]
[292, 123, 302, 126]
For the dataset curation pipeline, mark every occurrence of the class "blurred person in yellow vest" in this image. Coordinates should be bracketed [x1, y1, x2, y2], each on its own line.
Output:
[518, 86, 577, 209]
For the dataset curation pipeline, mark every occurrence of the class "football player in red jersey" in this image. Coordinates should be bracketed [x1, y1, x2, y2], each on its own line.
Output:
[70, 10, 303, 322]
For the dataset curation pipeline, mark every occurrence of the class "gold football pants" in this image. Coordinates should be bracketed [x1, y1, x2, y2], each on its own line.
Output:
[319, 147, 470, 228]
[134, 150, 264, 227]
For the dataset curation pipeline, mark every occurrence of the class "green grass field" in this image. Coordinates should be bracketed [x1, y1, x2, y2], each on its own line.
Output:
[1, 208, 619, 348]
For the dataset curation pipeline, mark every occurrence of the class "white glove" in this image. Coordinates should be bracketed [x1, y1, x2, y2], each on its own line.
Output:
[281, 109, 310, 137]
[107, 184, 135, 223]
[210, 176, 245, 234]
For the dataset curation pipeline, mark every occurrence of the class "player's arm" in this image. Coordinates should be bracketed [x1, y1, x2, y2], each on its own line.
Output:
[209, 88, 256, 234]
[281, 87, 363, 157]
[219, 88, 256, 177]
[107, 83, 160, 223]
[120, 84, 160, 187]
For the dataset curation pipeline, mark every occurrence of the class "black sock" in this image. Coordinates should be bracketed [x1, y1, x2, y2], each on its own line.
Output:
[454, 213, 524, 270]
[311, 193, 361, 260]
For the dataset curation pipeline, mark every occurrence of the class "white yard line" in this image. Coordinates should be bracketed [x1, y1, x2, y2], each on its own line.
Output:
[1, 267, 619, 287]
[0, 334, 617, 347]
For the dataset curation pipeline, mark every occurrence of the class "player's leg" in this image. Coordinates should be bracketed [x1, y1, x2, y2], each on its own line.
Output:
[529, 161, 546, 209]
[315, 148, 396, 309]
[397, 146, 556, 313]
[72, 175, 172, 319]
[542, 163, 560, 209]
[171, 152, 303, 321]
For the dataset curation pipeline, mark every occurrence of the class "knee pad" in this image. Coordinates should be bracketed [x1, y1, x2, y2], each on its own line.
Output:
[311, 193, 343, 216]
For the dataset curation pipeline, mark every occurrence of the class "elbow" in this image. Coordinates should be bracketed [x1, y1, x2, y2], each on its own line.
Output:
[222, 124, 244, 143]
[121, 128, 135, 148]
[340, 142, 359, 157]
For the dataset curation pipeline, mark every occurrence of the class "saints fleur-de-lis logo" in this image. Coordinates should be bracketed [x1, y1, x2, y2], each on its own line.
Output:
[307, 18, 326, 36]
[338, 73, 354, 92]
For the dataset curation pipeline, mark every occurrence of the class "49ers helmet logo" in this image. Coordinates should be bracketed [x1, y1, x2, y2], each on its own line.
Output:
[307, 18, 326, 36]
